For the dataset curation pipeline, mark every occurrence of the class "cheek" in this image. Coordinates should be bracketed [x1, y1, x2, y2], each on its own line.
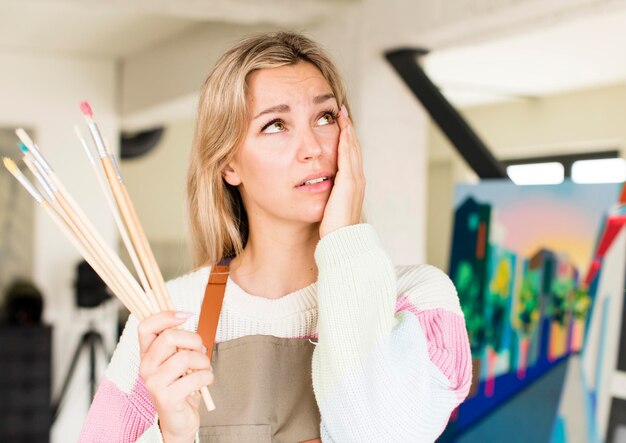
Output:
[240, 134, 278, 170]
[241, 147, 289, 189]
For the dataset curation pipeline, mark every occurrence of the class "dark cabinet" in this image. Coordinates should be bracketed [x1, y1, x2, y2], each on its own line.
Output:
[0, 325, 52, 443]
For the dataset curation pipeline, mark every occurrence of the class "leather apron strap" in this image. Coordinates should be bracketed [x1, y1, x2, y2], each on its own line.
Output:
[197, 258, 231, 362]
[195, 258, 322, 443]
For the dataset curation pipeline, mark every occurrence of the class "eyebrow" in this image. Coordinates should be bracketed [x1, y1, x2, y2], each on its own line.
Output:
[253, 93, 336, 120]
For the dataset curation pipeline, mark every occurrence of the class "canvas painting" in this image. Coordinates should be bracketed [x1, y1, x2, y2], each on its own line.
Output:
[440, 180, 625, 443]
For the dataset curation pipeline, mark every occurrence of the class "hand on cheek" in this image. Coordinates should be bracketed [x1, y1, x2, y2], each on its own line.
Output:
[319, 105, 365, 238]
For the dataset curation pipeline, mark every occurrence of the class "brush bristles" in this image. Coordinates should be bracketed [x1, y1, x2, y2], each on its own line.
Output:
[80, 101, 93, 118]
[4, 157, 43, 203]
[15, 128, 34, 149]
[3, 156, 17, 174]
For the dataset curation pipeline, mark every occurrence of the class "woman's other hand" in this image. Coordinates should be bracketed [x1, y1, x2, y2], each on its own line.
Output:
[319, 105, 365, 238]
[138, 311, 214, 443]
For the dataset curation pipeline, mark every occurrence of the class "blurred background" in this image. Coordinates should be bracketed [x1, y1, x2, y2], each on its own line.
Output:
[0, 0, 625, 442]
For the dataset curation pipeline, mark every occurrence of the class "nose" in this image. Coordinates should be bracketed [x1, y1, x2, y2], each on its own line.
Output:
[297, 127, 323, 162]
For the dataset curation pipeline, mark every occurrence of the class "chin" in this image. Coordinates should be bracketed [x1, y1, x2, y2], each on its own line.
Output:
[277, 195, 329, 225]
[301, 212, 325, 224]
[311, 200, 329, 217]
[298, 204, 326, 224]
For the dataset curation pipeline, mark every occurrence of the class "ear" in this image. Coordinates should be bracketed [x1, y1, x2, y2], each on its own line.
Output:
[222, 162, 242, 186]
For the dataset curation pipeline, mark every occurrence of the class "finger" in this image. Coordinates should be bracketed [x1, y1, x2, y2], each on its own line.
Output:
[167, 369, 215, 404]
[337, 105, 350, 131]
[346, 125, 361, 167]
[342, 124, 366, 205]
[336, 114, 352, 174]
[350, 127, 365, 184]
[337, 108, 360, 166]
[150, 350, 212, 389]
[337, 143, 351, 177]
[186, 389, 202, 409]
[137, 311, 194, 355]
[350, 125, 363, 164]
[142, 330, 206, 374]
[340, 113, 364, 181]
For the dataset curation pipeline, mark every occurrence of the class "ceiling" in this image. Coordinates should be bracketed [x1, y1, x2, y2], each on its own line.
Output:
[2, 0, 626, 108]
[0, 2, 196, 57]
[423, 5, 626, 107]
[0, 0, 350, 57]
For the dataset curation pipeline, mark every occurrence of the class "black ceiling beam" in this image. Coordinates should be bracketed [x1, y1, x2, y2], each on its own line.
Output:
[385, 48, 508, 179]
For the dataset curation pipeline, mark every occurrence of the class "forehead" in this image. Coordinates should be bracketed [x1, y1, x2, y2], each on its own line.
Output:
[246, 62, 334, 108]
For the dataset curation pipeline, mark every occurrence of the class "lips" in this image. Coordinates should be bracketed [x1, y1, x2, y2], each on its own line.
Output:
[296, 172, 335, 188]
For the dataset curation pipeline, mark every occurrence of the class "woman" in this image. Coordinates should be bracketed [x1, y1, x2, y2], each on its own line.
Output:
[80, 31, 471, 443]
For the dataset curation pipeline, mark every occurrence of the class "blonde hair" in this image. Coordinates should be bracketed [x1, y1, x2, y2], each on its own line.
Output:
[187, 31, 351, 268]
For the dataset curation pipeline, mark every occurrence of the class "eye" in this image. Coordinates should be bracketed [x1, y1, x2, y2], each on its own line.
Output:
[261, 119, 286, 134]
[317, 111, 337, 126]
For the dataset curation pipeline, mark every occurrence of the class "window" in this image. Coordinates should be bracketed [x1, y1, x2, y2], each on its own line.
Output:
[502, 150, 622, 185]
[571, 158, 626, 183]
[506, 162, 564, 185]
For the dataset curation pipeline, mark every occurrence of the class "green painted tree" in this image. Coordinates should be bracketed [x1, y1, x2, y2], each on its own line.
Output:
[551, 277, 574, 325]
[486, 256, 512, 352]
[571, 287, 591, 320]
[455, 259, 485, 353]
[517, 270, 540, 337]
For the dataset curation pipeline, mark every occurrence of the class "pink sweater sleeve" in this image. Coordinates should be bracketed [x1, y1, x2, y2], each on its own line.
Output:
[79, 315, 161, 442]
[395, 265, 472, 401]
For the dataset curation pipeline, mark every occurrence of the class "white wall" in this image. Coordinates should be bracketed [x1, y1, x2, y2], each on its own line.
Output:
[121, 119, 194, 242]
[0, 49, 119, 443]
[426, 81, 626, 270]
[120, 118, 196, 279]
[122, 22, 281, 116]
[350, 0, 430, 265]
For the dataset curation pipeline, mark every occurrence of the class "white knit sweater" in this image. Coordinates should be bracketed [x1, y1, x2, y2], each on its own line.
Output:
[79, 224, 472, 442]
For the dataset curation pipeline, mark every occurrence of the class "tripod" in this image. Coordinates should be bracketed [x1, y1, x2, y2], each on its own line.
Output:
[51, 322, 110, 422]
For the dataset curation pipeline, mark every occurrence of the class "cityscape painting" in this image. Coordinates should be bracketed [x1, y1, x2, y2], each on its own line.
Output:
[440, 180, 625, 443]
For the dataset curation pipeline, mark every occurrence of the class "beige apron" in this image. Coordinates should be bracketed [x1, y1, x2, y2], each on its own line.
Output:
[196, 261, 322, 443]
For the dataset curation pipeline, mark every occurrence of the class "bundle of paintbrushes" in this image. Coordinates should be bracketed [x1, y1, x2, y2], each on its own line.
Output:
[2, 102, 215, 411]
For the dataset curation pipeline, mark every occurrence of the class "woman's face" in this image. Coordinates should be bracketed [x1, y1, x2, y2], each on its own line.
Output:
[224, 61, 340, 228]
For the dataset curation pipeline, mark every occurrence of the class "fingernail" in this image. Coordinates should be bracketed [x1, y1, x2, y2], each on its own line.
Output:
[201, 345, 207, 354]
[341, 105, 349, 119]
[174, 311, 194, 319]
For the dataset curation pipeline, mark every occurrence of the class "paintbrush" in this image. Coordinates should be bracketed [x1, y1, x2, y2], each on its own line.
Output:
[74, 126, 155, 310]
[79, 102, 172, 312]
[3, 157, 146, 317]
[79, 103, 215, 411]
[15, 131, 153, 318]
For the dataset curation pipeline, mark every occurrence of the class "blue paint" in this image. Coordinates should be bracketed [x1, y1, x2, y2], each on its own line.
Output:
[593, 297, 610, 403]
[440, 355, 570, 441]
[579, 362, 601, 443]
[443, 358, 568, 442]
[550, 416, 567, 443]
